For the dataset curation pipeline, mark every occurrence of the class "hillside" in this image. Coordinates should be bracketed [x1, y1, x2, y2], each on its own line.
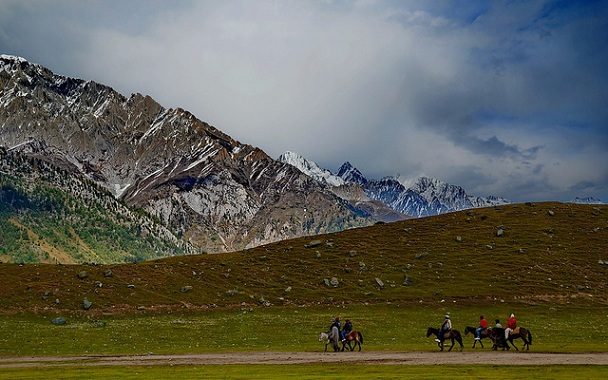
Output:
[0, 54, 372, 255]
[0, 202, 605, 314]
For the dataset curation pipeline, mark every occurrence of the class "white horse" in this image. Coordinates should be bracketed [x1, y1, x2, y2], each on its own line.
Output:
[319, 326, 340, 352]
[319, 331, 330, 351]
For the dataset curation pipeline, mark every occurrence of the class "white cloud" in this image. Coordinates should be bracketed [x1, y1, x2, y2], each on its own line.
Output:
[1, 0, 606, 202]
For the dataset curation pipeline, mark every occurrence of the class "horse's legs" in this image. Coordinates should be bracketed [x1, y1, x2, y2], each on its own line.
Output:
[508, 338, 518, 351]
[448, 338, 455, 352]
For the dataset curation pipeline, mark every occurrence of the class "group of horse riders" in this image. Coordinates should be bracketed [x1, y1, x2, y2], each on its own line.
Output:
[437, 313, 518, 345]
[329, 316, 353, 342]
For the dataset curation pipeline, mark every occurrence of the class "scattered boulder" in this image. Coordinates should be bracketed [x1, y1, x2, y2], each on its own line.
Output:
[315, 251, 322, 259]
[485, 245, 493, 250]
[323, 278, 331, 286]
[103, 269, 113, 277]
[496, 228, 504, 237]
[415, 251, 429, 259]
[83, 298, 92, 310]
[403, 275, 414, 286]
[455, 236, 462, 243]
[77, 271, 87, 279]
[349, 250, 358, 257]
[359, 261, 367, 271]
[375, 278, 385, 289]
[548, 210, 555, 216]
[51, 317, 66, 325]
[180, 286, 193, 293]
[305, 240, 322, 248]
[330, 277, 340, 287]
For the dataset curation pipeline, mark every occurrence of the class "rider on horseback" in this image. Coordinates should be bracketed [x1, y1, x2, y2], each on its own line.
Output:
[342, 319, 353, 342]
[435, 314, 452, 343]
[505, 313, 517, 340]
[330, 316, 341, 333]
[475, 315, 488, 340]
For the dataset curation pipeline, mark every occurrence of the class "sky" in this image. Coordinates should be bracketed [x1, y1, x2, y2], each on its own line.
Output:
[1, 0, 607, 203]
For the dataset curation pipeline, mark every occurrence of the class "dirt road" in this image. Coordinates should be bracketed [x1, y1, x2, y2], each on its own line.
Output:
[1, 351, 607, 367]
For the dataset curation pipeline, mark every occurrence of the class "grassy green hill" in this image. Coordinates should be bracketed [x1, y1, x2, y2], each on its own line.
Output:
[0, 153, 194, 264]
[0, 201, 606, 315]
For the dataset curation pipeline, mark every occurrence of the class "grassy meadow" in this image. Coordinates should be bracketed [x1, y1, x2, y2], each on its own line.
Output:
[0, 202, 606, 378]
[1, 364, 607, 380]
[0, 303, 607, 356]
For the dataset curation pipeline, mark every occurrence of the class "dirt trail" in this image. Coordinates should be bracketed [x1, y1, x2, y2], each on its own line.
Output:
[1, 351, 607, 367]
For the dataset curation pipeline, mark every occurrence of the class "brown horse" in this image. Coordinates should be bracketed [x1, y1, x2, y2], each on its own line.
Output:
[489, 327, 533, 351]
[341, 331, 364, 351]
[426, 327, 464, 352]
[464, 326, 493, 348]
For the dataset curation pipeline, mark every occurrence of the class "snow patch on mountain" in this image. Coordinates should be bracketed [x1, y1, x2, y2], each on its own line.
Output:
[278, 151, 345, 187]
[336, 162, 367, 185]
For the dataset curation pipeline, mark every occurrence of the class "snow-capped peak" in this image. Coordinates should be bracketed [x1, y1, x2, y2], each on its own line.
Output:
[336, 162, 368, 185]
[0, 54, 28, 63]
[277, 151, 345, 187]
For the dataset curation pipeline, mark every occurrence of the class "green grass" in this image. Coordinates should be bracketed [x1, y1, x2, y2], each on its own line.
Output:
[0, 364, 606, 380]
[0, 203, 606, 377]
[1, 304, 607, 356]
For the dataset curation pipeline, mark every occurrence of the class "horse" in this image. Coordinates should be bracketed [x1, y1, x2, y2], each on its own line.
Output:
[321, 326, 340, 352]
[426, 327, 464, 352]
[489, 327, 533, 351]
[319, 331, 331, 352]
[341, 330, 364, 352]
[464, 326, 493, 348]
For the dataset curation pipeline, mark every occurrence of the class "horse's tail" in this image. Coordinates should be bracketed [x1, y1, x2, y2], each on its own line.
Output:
[358, 332, 363, 344]
[528, 330, 533, 345]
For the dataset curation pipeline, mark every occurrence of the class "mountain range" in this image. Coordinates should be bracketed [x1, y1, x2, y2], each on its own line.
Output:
[0, 54, 519, 262]
[277, 151, 509, 218]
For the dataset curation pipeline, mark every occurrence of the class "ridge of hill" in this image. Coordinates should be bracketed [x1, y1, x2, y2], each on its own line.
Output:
[0, 202, 605, 314]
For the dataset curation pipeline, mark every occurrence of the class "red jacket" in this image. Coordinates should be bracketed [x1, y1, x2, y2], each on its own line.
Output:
[507, 317, 517, 329]
[479, 318, 488, 329]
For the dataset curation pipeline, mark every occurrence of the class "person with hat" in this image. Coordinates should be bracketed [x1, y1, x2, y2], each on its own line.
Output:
[342, 318, 353, 341]
[505, 313, 517, 340]
[329, 316, 341, 333]
[436, 314, 452, 343]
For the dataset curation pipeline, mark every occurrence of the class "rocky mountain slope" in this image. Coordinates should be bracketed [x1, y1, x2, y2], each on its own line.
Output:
[0, 55, 372, 257]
